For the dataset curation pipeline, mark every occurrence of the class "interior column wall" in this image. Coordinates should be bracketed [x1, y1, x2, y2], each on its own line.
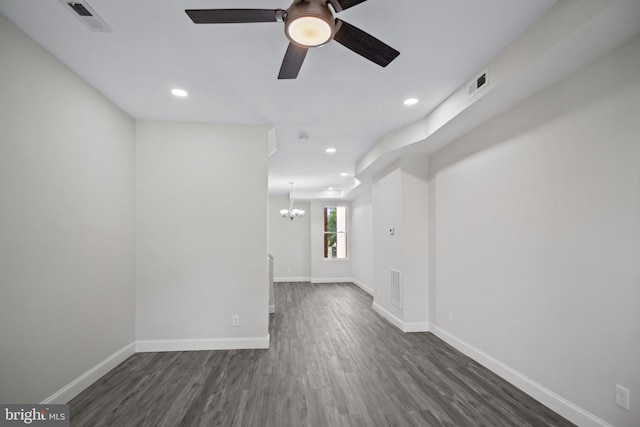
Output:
[371, 160, 429, 332]
[135, 121, 270, 348]
[350, 192, 374, 294]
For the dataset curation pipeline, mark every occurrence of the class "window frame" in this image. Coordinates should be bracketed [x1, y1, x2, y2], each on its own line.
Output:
[323, 205, 348, 260]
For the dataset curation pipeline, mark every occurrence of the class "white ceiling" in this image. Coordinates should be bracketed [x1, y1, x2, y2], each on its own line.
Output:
[0, 0, 556, 196]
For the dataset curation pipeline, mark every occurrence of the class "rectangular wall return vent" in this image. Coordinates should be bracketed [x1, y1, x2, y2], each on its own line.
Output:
[468, 68, 489, 99]
[390, 269, 402, 309]
[61, 1, 113, 32]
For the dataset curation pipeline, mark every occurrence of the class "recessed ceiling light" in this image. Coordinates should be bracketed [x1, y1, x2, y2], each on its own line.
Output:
[340, 173, 349, 177]
[403, 98, 418, 106]
[325, 148, 337, 154]
[171, 88, 188, 97]
[328, 187, 334, 190]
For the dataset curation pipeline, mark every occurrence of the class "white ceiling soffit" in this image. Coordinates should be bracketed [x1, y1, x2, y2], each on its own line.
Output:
[344, 0, 640, 200]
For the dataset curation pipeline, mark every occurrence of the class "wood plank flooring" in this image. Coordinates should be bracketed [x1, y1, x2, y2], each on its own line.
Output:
[70, 282, 575, 426]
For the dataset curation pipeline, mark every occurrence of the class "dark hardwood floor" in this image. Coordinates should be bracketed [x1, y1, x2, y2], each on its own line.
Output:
[70, 282, 574, 426]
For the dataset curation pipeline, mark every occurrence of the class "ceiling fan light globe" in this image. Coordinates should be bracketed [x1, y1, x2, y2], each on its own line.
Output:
[284, 0, 335, 48]
[287, 16, 333, 47]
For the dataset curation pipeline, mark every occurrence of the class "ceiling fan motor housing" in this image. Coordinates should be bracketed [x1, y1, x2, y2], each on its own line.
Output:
[285, 0, 336, 47]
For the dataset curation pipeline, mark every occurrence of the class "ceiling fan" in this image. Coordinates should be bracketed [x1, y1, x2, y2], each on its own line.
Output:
[185, 0, 400, 79]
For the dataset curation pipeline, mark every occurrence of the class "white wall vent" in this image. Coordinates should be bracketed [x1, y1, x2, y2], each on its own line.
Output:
[60, 1, 113, 32]
[468, 68, 489, 99]
[390, 269, 402, 309]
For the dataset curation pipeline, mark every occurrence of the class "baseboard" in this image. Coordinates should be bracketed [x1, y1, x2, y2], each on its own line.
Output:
[311, 277, 353, 284]
[274, 276, 310, 282]
[273, 277, 358, 285]
[135, 335, 270, 352]
[41, 341, 136, 404]
[430, 326, 612, 427]
[372, 302, 404, 330]
[40, 336, 270, 404]
[402, 321, 431, 333]
[351, 279, 374, 295]
[372, 302, 430, 333]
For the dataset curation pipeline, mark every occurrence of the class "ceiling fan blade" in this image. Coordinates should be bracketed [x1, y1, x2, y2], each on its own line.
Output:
[333, 19, 399, 67]
[278, 43, 308, 80]
[327, 0, 369, 13]
[186, 9, 281, 24]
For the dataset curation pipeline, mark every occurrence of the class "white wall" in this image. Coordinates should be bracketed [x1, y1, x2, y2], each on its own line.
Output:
[350, 192, 374, 294]
[309, 200, 352, 282]
[372, 166, 403, 314]
[400, 157, 429, 326]
[135, 121, 270, 350]
[371, 160, 429, 332]
[429, 35, 640, 427]
[0, 16, 135, 403]
[268, 196, 311, 281]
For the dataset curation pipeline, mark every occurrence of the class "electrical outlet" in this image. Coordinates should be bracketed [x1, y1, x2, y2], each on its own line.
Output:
[615, 384, 630, 410]
[449, 311, 454, 323]
[232, 315, 240, 327]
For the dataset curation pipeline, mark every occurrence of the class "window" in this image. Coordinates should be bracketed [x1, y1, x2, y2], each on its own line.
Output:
[324, 206, 347, 259]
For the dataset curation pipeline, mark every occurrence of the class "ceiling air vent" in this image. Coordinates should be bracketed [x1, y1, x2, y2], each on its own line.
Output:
[468, 68, 489, 99]
[68, 2, 92, 16]
[61, 0, 113, 32]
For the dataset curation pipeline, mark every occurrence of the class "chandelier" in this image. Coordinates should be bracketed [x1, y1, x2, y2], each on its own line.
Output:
[280, 182, 305, 220]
